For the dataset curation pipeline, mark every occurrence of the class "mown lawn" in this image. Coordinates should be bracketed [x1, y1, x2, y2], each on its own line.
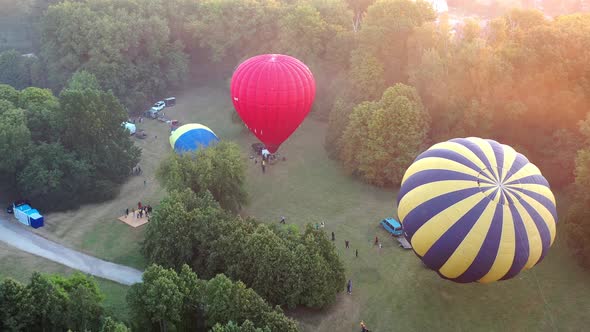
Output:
[1, 79, 589, 331]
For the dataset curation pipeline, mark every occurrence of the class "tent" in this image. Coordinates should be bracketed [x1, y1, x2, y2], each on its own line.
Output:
[122, 122, 136, 135]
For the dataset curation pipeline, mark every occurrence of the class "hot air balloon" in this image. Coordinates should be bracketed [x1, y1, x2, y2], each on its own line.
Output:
[230, 54, 316, 153]
[397, 137, 557, 283]
[169, 123, 219, 154]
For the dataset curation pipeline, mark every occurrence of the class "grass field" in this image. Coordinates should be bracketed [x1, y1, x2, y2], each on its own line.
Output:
[2, 79, 590, 331]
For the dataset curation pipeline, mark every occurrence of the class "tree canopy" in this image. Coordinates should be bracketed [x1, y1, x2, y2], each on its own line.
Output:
[340, 84, 430, 186]
[0, 272, 113, 331]
[143, 189, 346, 309]
[128, 265, 300, 332]
[157, 141, 247, 213]
[0, 80, 140, 210]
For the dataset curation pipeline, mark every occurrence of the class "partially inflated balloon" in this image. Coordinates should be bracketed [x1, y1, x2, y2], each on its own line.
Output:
[169, 123, 219, 154]
[230, 54, 316, 153]
[397, 137, 557, 283]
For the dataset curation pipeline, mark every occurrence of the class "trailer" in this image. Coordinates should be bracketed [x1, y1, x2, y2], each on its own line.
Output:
[13, 202, 44, 228]
[164, 97, 176, 107]
[396, 236, 412, 249]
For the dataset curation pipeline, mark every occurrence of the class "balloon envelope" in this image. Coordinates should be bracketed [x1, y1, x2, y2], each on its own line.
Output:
[397, 137, 557, 283]
[169, 124, 219, 154]
[230, 54, 316, 153]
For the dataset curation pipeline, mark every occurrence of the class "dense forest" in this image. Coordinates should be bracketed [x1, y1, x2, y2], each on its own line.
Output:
[1, 0, 590, 330]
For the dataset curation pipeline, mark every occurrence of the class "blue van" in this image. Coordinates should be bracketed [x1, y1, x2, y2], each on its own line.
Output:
[380, 218, 403, 237]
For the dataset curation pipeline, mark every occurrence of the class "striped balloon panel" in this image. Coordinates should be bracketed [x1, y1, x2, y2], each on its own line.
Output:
[169, 123, 219, 154]
[397, 137, 557, 283]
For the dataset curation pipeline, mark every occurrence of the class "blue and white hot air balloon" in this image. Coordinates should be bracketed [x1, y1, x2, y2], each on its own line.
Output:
[397, 137, 557, 283]
[169, 123, 219, 154]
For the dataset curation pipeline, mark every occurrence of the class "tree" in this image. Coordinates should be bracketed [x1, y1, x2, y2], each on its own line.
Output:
[128, 265, 183, 332]
[16, 143, 91, 210]
[325, 97, 355, 158]
[212, 320, 270, 332]
[129, 265, 300, 332]
[339, 100, 376, 174]
[17, 86, 57, 110]
[142, 189, 233, 272]
[341, 84, 429, 186]
[0, 50, 33, 89]
[16, 87, 61, 143]
[274, 3, 329, 61]
[189, 0, 281, 62]
[203, 274, 299, 332]
[227, 225, 300, 308]
[565, 114, 590, 268]
[0, 108, 31, 176]
[100, 317, 131, 332]
[0, 278, 33, 331]
[27, 272, 71, 330]
[347, 49, 385, 103]
[0, 84, 19, 104]
[47, 273, 105, 331]
[144, 188, 345, 310]
[40, 0, 188, 111]
[298, 224, 346, 305]
[66, 70, 101, 91]
[58, 88, 141, 194]
[359, 0, 436, 82]
[157, 141, 247, 212]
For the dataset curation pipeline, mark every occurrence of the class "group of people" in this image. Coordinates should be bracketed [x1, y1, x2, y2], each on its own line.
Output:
[344, 240, 359, 257]
[254, 149, 286, 174]
[132, 165, 142, 176]
[125, 201, 152, 219]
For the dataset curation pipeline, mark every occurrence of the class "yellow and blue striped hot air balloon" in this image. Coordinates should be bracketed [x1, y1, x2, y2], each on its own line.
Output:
[169, 123, 219, 154]
[397, 137, 557, 283]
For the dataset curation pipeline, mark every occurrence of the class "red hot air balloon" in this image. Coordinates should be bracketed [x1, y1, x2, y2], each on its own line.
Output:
[230, 54, 316, 153]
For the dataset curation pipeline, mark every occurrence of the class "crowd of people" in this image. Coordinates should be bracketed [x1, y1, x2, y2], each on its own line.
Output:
[124, 201, 152, 219]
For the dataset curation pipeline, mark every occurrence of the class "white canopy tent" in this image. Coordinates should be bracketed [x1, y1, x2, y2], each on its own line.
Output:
[122, 122, 136, 135]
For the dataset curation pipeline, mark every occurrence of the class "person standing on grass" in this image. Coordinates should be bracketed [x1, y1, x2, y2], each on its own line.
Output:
[280, 216, 286, 224]
[261, 159, 266, 173]
[360, 321, 369, 332]
[375, 236, 379, 245]
[331, 232, 335, 241]
[144, 179, 146, 187]
[345, 240, 349, 249]
[347, 279, 352, 294]
[356, 249, 358, 258]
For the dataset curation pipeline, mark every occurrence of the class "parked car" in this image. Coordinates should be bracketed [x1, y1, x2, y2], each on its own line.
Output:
[152, 101, 166, 112]
[144, 108, 159, 119]
[380, 218, 403, 237]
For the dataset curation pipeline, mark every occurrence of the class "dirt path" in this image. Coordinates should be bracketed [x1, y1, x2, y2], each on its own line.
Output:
[0, 214, 142, 285]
